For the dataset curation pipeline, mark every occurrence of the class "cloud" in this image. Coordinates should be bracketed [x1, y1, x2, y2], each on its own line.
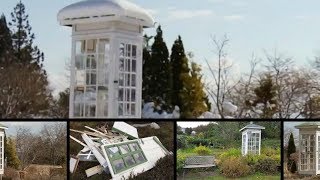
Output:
[223, 15, 245, 21]
[168, 9, 214, 20]
[48, 73, 69, 98]
[177, 121, 217, 128]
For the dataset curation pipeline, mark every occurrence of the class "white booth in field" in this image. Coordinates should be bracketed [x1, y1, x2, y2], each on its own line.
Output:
[0, 124, 7, 176]
[295, 122, 320, 175]
[57, 0, 155, 118]
[240, 122, 265, 156]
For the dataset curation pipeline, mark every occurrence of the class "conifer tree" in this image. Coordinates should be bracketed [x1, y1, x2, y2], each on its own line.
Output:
[287, 133, 297, 173]
[5, 137, 20, 169]
[9, 1, 44, 68]
[253, 74, 277, 118]
[170, 36, 189, 107]
[142, 34, 153, 101]
[149, 25, 170, 103]
[0, 14, 13, 63]
[179, 62, 208, 118]
[0, 2, 50, 117]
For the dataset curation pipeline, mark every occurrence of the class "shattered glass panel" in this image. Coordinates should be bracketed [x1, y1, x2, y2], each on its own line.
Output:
[119, 144, 130, 154]
[112, 158, 126, 173]
[133, 152, 146, 164]
[129, 143, 139, 152]
[124, 155, 135, 167]
[107, 146, 120, 158]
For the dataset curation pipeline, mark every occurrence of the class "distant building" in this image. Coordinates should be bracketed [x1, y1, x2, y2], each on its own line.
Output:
[191, 131, 196, 136]
[181, 128, 186, 133]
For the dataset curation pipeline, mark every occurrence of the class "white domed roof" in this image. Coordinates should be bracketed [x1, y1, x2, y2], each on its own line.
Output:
[58, 0, 155, 27]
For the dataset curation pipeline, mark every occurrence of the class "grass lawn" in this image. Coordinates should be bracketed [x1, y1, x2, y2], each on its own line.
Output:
[179, 170, 280, 180]
[178, 148, 225, 157]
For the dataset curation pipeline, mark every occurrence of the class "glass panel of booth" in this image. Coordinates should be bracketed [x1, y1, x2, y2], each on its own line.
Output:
[73, 38, 112, 117]
[118, 42, 137, 117]
[103, 141, 147, 174]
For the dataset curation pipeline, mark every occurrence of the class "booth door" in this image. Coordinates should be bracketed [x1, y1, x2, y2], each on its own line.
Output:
[300, 134, 315, 171]
[117, 41, 140, 118]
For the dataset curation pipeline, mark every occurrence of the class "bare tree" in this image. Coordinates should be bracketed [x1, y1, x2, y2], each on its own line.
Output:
[0, 63, 50, 118]
[228, 54, 261, 118]
[16, 127, 38, 170]
[205, 35, 234, 118]
[40, 123, 67, 165]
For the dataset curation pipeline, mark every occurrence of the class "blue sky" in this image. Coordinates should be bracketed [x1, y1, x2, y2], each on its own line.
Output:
[1, 0, 320, 95]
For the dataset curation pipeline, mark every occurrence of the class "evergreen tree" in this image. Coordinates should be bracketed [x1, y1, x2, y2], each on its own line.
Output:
[253, 74, 277, 118]
[0, 2, 50, 117]
[179, 62, 208, 118]
[142, 34, 153, 101]
[170, 36, 189, 107]
[287, 133, 297, 173]
[5, 137, 20, 169]
[0, 14, 13, 63]
[149, 25, 170, 103]
[9, 1, 44, 67]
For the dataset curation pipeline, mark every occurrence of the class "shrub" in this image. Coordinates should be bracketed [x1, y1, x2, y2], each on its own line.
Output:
[177, 135, 189, 149]
[255, 157, 278, 174]
[244, 154, 261, 167]
[261, 147, 278, 156]
[177, 150, 188, 173]
[193, 145, 211, 155]
[220, 157, 251, 178]
[219, 148, 241, 161]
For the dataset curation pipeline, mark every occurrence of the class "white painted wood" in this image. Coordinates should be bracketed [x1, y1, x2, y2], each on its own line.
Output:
[241, 128, 262, 156]
[57, 0, 155, 27]
[70, 157, 79, 173]
[101, 136, 169, 180]
[59, 0, 152, 118]
[85, 165, 104, 177]
[113, 122, 138, 139]
[81, 134, 109, 169]
[295, 123, 320, 175]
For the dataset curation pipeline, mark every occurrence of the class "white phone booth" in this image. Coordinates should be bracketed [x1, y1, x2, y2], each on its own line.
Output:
[0, 124, 7, 175]
[58, 0, 154, 118]
[295, 122, 320, 175]
[240, 122, 265, 156]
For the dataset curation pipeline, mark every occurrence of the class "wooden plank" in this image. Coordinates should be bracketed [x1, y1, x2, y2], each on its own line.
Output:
[70, 129, 105, 138]
[85, 165, 104, 177]
[184, 164, 215, 168]
[70, 135, 87, 147]
[85, 126, 107, 137]
[70, 156, 79, 173]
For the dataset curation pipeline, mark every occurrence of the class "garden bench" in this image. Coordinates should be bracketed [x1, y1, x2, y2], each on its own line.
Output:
[183, 156, 216, 179]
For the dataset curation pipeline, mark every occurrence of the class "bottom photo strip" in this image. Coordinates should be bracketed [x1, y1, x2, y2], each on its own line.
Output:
[0, 121, 319, 179]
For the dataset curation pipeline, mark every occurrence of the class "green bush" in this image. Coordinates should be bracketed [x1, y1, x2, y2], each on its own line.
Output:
[177, 150, 188, 173]
[244, 154, 261, 167]
[193, 145, 211, 155]
[220, 157, 251, 178]
[261, 147, 278, 156]
[177, 135, 189, 149]
[219, 148, 241, 161]
[270, 154, 281, 165]
[261, 139, 281, 149]
[255, 157, 278, 174]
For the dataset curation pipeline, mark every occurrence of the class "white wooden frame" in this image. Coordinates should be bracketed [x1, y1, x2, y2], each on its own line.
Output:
[69, 22, 143, 118]
[297, 129, 319, 175]
[241, 129, 262, 156]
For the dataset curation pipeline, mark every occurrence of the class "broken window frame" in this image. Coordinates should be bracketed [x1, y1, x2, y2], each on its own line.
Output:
[102, 140, 147, 174]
